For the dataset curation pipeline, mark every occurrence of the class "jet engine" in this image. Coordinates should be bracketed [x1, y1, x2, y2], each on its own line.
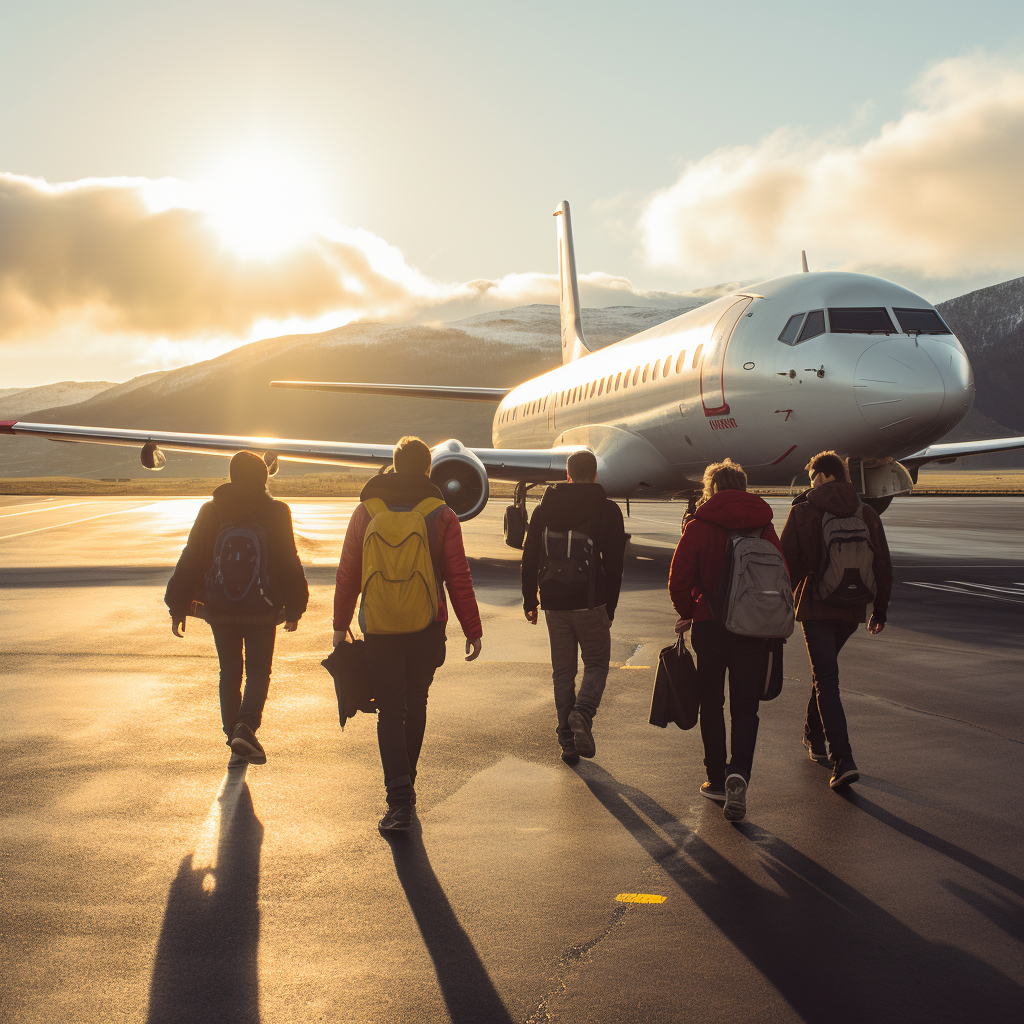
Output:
[430, 439, 490, 521]
[140, 441, 165, 470]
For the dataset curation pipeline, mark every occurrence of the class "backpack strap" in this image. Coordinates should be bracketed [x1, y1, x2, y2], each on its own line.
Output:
[363, 497, 388, 518]
[413, 497, 447, 517]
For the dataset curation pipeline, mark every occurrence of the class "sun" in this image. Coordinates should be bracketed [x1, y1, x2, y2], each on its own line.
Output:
[200, 150, 323, 259]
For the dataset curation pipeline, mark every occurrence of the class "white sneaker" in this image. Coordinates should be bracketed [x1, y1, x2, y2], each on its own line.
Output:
[724, 774, 747, 821]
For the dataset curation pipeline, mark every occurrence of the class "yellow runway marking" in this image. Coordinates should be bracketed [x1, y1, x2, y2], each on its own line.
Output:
[616, 893, 667, 904]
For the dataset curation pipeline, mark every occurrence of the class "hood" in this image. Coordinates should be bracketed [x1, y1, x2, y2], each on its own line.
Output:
[537, 482, 609, 529]
[360, 471, 445, 506]
[807, 480, 860, 516]
[212, 481, 272, 514]
[694, 489, 774, 530]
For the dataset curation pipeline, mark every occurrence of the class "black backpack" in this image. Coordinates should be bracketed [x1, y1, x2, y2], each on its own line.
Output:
[204, 521, 274, 616]
[539, 519, 598, 609]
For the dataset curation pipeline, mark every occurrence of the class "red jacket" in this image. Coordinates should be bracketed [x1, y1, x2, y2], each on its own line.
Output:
[333, 472, 482, 639]
[668, 490, 786, 623]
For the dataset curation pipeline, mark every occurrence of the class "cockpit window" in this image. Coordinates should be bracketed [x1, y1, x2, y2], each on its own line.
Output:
[828, 307, 896, 334]
[778, 313, 804, 344]
[892, 308, 951, 335]
[798, 309, 825, 342]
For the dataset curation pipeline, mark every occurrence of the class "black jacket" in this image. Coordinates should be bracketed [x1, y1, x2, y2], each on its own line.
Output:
[165, 482, 309, 624]
[521, 482, 626, 617]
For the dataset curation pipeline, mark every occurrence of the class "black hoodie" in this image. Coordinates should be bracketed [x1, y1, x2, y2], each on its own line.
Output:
[521, 482, 626, 616]
[165, 482, 309, 624]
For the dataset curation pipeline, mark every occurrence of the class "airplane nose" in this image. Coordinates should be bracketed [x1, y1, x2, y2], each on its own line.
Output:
[853, 340, 945, 443]
[921, 337, 975, 436]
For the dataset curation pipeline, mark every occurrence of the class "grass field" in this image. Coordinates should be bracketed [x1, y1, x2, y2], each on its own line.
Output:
[1, 470, 1021, 498]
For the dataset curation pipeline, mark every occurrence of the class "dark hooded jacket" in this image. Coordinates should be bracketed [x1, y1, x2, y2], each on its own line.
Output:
[780, 480, 892, 623]
[668, 489, 785, 623]
[521, 482, 626, 617]
[165, 482, 309, 624]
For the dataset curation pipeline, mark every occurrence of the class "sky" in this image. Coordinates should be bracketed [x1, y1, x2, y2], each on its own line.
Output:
[2, 0, 1023, 387]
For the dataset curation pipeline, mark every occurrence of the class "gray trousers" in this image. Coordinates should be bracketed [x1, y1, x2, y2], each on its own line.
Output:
[544, 606, 612, 746]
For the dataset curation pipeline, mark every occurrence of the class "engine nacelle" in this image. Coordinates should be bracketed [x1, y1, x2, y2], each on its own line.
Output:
[430, 439, 490, 521]
[140, 441, 165, 471]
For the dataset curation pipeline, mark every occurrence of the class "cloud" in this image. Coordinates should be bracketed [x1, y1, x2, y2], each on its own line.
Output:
[640, 54, 1024, 286]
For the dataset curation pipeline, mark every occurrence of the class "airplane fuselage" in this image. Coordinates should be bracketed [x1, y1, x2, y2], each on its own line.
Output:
[492, 272, 974, 495]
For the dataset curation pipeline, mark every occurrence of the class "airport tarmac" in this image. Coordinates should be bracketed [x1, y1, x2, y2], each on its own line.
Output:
[1, 493, 1022, 1024]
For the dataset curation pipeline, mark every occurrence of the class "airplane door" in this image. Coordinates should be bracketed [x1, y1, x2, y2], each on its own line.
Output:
[701, 297, 751, 416]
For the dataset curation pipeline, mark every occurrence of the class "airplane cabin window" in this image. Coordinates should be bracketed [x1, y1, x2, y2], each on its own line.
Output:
[642, 363, 650, 382]
[692, 344, 703, 369]
[893, 308, 952, 334]
[633, 367, 640, 385]
[653, 359, 661, 379]
[663, 357, 671, 378]
[676, 351, 686, 373]
[828, 307, 896, 334]
[615, 372, 622, 391]
[778, 313, 805, 344]
[797, 309, 825, 342]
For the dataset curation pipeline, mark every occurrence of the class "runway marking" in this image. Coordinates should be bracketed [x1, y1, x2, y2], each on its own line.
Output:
[0, 503, 156, 541]
[616, 893, 667, 904]
[0, 501, 99, 519]
[904, 580, 1024, 604]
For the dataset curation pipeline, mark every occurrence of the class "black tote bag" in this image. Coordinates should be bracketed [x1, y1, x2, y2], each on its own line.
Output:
[649, 634, 700, 730]
[321, 633, 375, 729]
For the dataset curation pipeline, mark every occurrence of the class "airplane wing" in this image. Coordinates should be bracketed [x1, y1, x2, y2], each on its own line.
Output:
[0, 420, 577, 484]
[901, 435, 1024, 468]
[271, 381, 509, 402]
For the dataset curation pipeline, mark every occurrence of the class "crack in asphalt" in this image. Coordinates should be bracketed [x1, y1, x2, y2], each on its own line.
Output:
[524, 903, 630, 1023]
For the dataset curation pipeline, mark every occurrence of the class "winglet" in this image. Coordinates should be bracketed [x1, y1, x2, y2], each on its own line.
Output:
[801, 250, 809, 273]
[0, 420, 17, 434]
[553, 201, 591, 364]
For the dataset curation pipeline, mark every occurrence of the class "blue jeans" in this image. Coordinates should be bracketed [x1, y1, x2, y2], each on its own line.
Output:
[544, 606, 611, 746]
[802, 619, 859, 760]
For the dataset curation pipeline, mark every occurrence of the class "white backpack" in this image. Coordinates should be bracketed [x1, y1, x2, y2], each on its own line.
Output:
[712, 527, 795, 639]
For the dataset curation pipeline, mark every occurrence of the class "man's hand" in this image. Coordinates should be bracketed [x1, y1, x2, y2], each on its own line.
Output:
[284, 621, 298, 632]
[332, 630, 349, 646]
[867, 615, 885, 635]
[465, 637, 482, 661]
[675, 617, 692, 634]
[171, 615, 186, 638]
[525, 608, 539, 625]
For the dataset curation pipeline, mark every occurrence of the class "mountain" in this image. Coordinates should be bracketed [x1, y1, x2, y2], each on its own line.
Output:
[0, 381, 117, 419]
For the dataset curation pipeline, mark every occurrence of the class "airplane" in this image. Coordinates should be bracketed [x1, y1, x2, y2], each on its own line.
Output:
[3, 200, 1023, 548]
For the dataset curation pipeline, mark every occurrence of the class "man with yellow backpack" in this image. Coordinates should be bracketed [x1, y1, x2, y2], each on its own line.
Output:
[333, 437, 483, 832]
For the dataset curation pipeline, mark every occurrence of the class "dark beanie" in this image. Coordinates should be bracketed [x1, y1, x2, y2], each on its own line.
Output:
[229, 451, 269, 488]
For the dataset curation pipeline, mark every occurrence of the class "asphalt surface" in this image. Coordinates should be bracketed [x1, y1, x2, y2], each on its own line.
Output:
[1, 494, 1022, 1024]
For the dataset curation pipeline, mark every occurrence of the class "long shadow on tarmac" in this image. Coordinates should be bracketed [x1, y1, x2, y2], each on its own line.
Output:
[385, 828, 515, 1024]
[576, 761, 1024, 1024]
[147, 767, 263, 1024]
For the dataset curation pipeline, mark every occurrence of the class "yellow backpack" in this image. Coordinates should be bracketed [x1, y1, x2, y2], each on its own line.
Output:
[360, 496, 446, 634]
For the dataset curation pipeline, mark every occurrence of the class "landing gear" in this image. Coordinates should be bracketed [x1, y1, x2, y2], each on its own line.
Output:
[863, 495, 893, 515]
[503, 481, 530, 549]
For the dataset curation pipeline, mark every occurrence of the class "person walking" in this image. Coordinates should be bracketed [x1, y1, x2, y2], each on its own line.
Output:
[521, 450, 627, 765]
[333, 437, 482, 833]
[166, 451, 309, 766]
[668, 459, 788, 821]
[780, 451, 892, 789]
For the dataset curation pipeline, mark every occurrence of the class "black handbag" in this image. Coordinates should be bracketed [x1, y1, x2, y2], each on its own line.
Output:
[649, 634, 700, 730]
[761, 637, 785, 701]
[321, 631, 375, 729]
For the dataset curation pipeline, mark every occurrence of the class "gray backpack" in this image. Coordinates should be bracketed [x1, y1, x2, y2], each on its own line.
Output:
[712, 527, 795, 639]
[816, 505, 876, 607]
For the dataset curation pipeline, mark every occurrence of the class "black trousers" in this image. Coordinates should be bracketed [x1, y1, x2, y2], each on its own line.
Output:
[210, 623, 277, 736]
[691, 620, 767, 785]
[802, 619, 859, 760]
[364, 623, 447, 806]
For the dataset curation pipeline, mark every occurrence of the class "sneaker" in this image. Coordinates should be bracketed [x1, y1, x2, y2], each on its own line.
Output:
[723, 774, 747, 821]
[378, 804, 413, 832]
[830, 756, 860, 789]
[229, 723, 267, 765]
[803, 735, 831, 765]
[227, 751, 249, 769]
[560, 744, 580, 766]
[700, 782, 725, 802]
[568, 708, 596, 758]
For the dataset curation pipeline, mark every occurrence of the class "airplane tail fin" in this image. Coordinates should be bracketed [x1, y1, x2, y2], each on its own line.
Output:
[553, 200, 591, 364]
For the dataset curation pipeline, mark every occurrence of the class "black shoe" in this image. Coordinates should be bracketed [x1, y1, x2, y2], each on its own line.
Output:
[700, 782, 725, 802]
[830, 756, 860, 789]
[724, 774, 747, 821]
[378, 804, 413, 832]
[568, 708, 595, 758]
[803, 735, 831, 765]
[560, 743, 580, 766]
[227, 751, 249, 769]
[230, 723, 267, 765]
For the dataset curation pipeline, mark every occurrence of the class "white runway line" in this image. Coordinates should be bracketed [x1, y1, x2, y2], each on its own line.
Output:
[0, 503, 156, 541]
[904, 580, 1024, 603]
[0, 501, 100, 520]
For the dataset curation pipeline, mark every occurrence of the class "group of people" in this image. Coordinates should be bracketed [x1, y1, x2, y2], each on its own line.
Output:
[165, 439, 891, 831]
